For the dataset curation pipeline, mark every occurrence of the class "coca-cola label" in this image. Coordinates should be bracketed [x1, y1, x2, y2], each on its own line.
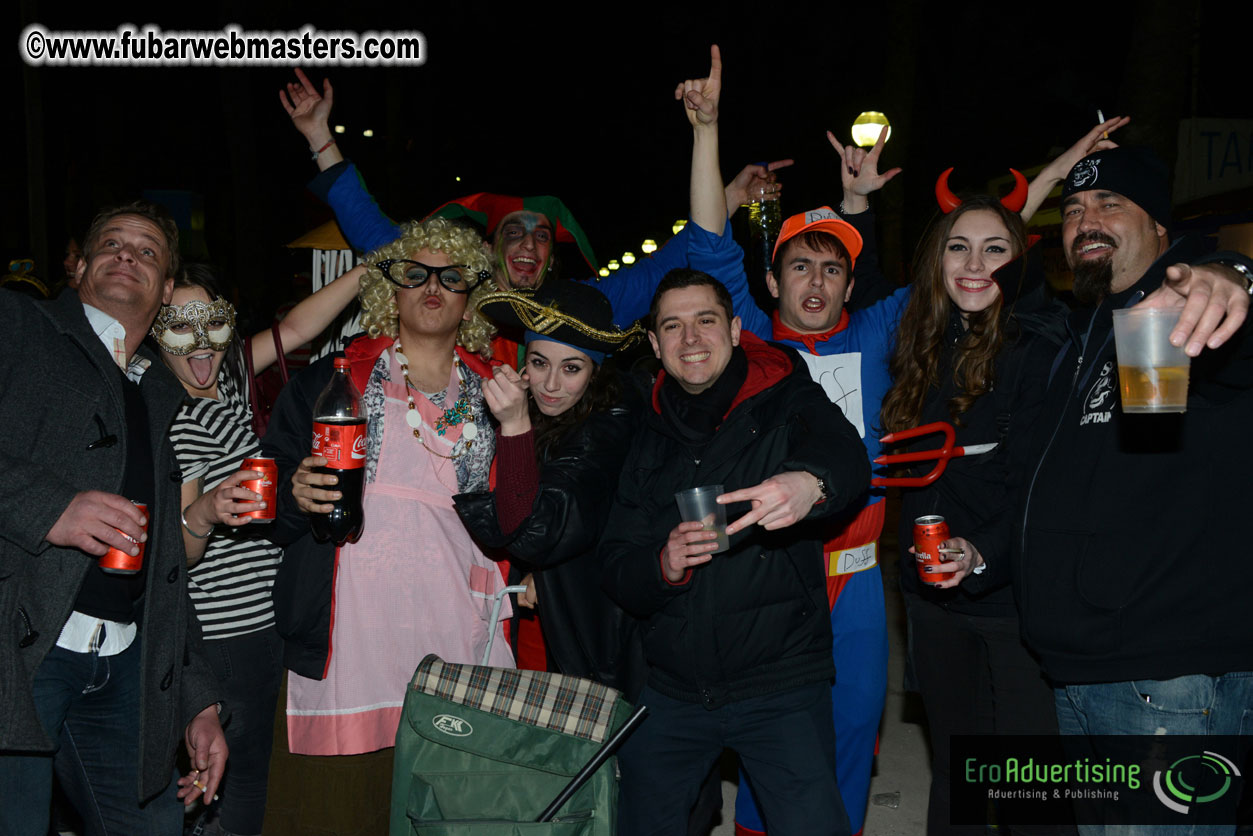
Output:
[313, 420, 367, 469]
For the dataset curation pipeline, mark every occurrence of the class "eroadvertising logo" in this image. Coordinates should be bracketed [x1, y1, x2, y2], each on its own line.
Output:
[952, 736, 1248, 827]
[1152, 751, 1242, 815]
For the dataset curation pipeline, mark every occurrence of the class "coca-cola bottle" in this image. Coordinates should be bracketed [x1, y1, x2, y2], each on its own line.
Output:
[310, 357, 366, 545]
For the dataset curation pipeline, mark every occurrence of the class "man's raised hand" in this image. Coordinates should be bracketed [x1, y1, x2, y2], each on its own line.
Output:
[827, 127, 901, 213]
[724, 160, 795, 218]
[280, 68, 335, 148]
[675, 44, 722, 128]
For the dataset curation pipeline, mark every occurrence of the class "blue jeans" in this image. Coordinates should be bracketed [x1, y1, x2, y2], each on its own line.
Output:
[0, 638, 182, 836]
[1055, 672, 1253, 836]
[199, 627, 283, 836]
[617, 682, 850, 836]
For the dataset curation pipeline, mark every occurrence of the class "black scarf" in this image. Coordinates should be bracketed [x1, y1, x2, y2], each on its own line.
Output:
[658, 346, 749, 447]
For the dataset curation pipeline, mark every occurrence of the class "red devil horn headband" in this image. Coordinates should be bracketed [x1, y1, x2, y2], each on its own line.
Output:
[934, 168, 1029, 214]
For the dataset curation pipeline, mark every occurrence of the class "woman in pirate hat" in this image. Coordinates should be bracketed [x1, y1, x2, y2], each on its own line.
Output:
[455, 279, 649, 698]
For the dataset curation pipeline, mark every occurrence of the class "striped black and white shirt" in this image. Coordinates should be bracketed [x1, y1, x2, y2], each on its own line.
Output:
[171, 377, 282, 640]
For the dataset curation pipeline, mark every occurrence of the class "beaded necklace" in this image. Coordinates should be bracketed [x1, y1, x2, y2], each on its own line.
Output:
[394, 343, 478, 460]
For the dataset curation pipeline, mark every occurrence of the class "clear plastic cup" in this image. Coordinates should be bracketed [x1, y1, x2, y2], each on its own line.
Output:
[674, 485, 730, 554]
[1111, 307, 1191, 413]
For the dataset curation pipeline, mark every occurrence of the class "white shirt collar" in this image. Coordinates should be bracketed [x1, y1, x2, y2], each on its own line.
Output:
[81, 302, 151, 382]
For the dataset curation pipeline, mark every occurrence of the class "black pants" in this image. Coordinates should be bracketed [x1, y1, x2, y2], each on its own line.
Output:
[201, 627, 284, 835]
[905, 594, 1074, 836]
[617, 681, 849, 836]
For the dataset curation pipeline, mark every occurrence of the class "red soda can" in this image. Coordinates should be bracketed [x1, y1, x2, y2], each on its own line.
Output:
[100, 501, 147, 575]
[913, 515, 956, 585]
[239, 457, 277, 522]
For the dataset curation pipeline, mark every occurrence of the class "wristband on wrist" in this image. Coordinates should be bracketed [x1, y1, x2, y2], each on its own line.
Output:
[310, 138, 336, 159]
[181, 506, 213, 539]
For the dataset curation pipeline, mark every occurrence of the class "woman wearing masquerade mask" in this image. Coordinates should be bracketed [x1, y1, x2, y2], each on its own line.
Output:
[150, 261, 365, 836]
[455, 280, 649, 697]
[259, 217, 509, 824]
[879, 121, 1124, 836]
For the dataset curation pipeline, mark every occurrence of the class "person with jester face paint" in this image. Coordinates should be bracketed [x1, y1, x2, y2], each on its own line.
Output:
[149, 261, 365, 836]
[278, 67, 779, 337]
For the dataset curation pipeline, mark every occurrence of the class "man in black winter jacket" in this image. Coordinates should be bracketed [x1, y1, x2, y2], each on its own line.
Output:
[1012, 147, 1252, 817]
[601, 270, 869, 836]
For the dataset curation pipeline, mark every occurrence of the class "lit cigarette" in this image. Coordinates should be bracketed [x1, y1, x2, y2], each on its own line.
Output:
[1097, 109, 1108, 139]
[194, 779, 207, 792]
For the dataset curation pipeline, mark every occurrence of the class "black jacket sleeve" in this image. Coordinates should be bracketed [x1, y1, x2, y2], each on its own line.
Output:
[455, 404, 636, 567]
[599, 442, 690, 619]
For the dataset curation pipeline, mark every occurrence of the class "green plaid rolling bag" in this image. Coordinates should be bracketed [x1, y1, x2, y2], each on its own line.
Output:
[391, 654, 636, 836]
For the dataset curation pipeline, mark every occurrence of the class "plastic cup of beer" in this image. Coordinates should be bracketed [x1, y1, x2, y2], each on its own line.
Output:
[674, 485, 730, 554]
[1111, 307, 1191, 413]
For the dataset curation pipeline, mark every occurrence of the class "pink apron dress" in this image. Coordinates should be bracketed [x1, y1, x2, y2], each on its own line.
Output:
[287, 353, 514, 755]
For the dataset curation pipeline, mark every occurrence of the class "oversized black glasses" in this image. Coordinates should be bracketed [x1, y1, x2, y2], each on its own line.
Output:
[375, 260, 487, 293]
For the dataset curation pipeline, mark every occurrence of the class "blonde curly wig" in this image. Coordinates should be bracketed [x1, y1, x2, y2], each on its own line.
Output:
[358, 218, 497, 357]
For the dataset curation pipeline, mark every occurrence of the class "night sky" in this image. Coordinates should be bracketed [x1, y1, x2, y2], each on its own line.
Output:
[7, 0, 1250, 316]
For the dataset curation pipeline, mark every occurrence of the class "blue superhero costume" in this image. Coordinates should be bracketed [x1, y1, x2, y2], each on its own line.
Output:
[689, 212, 906, 836]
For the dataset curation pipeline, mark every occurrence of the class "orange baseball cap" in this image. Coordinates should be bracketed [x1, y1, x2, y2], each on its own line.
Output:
[772, 206, 863, 268]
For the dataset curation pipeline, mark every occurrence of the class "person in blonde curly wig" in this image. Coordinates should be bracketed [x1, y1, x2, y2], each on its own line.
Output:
[261, 213, 516, 808]
[358, 217, 496, 356]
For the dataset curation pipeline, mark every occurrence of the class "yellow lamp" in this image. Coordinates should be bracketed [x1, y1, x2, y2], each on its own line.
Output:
[851, 112, 891, 148]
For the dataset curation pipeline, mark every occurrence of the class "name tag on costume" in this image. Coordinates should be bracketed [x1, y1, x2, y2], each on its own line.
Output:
[798, 351, 864, 437]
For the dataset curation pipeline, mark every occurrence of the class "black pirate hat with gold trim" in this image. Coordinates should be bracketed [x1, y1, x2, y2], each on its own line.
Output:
[475, 281, 643, 363]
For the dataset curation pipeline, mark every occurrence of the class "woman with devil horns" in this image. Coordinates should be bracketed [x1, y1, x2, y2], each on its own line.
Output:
[877, 120, 1125, 836]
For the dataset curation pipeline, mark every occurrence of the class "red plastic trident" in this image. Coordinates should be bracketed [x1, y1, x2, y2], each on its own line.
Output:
[872, 421, 998, 488]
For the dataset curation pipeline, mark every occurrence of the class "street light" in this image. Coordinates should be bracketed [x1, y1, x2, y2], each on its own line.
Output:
[851, 112, 891, 148]
[334, 125, 345, 134]
[621, 252, 636, 265]
[362, 129, 375, 138]
[641, 239, 658, 254]
[672, 219, 687, 235]
[607, 260, 620, 271]
[598, 267, 610, 278]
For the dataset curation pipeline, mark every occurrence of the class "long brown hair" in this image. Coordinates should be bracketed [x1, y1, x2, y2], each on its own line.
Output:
[881, 197, 1028, 432]
[530, 359, 623, 460]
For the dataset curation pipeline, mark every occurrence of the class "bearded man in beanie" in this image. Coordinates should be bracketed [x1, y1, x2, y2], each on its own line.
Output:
[1006, 145, 1253, 810]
